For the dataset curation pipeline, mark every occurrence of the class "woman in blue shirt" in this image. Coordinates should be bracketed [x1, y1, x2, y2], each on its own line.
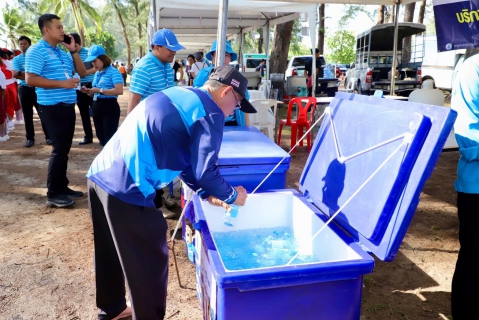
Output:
[81, 45, 123, 146]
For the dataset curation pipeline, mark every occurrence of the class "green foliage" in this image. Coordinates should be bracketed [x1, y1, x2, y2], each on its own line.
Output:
[289, 19, 311, 57]
[85, 28, 118, 60]
[325, 29, 356, 64]
[0, 4, 39, 49]
[339, 5, 375, 29]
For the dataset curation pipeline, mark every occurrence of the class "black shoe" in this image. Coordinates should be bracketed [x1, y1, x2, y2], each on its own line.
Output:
[25, 140, 35, 148]
[46, 139, 53, 145]
[63, 187, 84, 199]
[79, 139, 93, 145]
[46, 194, 74, 208]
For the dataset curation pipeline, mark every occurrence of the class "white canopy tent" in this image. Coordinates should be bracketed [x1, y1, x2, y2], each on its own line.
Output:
[149, 0, 423, 94]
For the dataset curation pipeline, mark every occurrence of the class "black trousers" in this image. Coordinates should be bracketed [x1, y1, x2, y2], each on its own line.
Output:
[76, 83, 94, 140]
[91, 98, 120, 147]
[18, 86, 49, 141]
[38, 104, 75, 198]
[88, 180, 169, 320]
[121, 73, 127, 86]
[452, 192, 479, 319]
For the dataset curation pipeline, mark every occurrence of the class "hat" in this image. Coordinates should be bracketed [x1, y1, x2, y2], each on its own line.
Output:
[85, 45, 106, 62]
[194, 52, 203, 60]
[208, 66, 256, 114]
[152, 29, 185, 51]
[205, 40, 237, 62]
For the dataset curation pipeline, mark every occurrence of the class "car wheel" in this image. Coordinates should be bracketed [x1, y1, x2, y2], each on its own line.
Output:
[357, 82, 370, 95]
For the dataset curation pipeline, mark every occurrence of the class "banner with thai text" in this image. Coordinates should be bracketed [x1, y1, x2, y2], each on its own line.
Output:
[433, 0, 479, 51]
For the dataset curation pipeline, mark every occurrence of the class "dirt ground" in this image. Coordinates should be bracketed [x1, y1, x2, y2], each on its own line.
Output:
[0, 88, 459, 319]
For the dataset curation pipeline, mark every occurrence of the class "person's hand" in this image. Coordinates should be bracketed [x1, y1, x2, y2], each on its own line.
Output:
[62, 78, 80, 89]
[233, 186, 247, 206]
[207, 196, 232, 212]
[88, 87, 101, 94]
[80, 86, 89, 93]
[61, 34, 76, 52]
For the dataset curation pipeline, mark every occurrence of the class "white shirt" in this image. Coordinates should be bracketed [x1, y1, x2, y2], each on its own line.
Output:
[4, 60, 14, 85]
[0, 69, 6, 89]
[190, 61, 207, 77]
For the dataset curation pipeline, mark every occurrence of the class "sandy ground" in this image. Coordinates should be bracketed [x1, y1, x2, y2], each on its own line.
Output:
[0, 88, 459, 319]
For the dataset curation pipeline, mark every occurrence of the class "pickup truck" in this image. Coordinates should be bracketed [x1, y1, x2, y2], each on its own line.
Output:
[345, 22, 426, 96]
[285, 55, 340, 97]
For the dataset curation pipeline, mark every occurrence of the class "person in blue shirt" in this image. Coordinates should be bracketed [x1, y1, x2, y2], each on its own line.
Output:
[450, 47, 479, 319]
[12, 35, 50, 148]
[127, 28, 185, 114]
[71, 32, 97, 145]
[87, 66, 255, 320]
[80, 45, 123, 147]
[193, 40, 249, 126]
[25, 13, 87, 208]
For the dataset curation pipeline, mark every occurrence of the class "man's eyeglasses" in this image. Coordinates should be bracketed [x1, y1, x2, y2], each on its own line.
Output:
[231, 90, 242, 110]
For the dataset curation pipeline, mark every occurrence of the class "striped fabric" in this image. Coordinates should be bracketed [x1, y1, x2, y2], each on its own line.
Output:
[129, 51, 174, 100]
[12, 53, 27, 86]
[78, 47, 95, 83]
[25, 39, 76, 106]
[93, 65, 124, 99]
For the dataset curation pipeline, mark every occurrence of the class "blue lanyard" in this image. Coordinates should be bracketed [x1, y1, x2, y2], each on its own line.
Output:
[41, 40, 69, 75]
[95, 66, 109, 88]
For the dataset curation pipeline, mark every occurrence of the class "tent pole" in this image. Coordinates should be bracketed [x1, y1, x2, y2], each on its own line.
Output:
[391, 0, 400, 96]
[216, 0, 229, 66]
[264, 21, 270, 80]
[309, 7, 317, 97]
[239, 28, 244, 70]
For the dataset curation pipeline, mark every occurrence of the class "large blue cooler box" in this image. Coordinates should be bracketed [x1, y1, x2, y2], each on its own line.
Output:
[190, 94, 457, 320]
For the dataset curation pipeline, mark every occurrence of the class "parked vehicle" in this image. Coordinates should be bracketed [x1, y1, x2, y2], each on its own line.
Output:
[285, 55, 340, 96]
[421, 35, 465, 92]
[345, 22, 426, 96]
[243, 53, 269, 73]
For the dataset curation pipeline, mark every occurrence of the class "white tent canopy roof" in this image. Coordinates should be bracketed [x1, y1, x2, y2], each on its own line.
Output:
[152, 0, 316, 56]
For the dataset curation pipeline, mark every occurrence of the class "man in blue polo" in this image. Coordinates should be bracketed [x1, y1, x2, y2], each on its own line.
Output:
[25, 13, 87, 208]
[12, 35, 50, 148]
[87, 66, 254, 320]
[127, 28, 185, 114]
[72, 32, 97, 145]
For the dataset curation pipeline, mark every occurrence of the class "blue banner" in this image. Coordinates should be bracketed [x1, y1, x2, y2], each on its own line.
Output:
[433, 0, 479, 51]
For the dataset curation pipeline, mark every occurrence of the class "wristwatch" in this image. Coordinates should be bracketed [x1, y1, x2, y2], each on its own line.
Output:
[100, 88, 104, 94]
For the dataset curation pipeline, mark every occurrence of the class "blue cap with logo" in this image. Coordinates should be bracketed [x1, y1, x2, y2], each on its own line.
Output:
[152, 29, 185, 51]
[85, 45, 106, 62]
[205, 40, 238, 62]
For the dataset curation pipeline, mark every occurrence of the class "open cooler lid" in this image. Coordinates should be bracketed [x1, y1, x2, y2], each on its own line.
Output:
[299, 95, 456, 262]
[218, 126, 290, 166]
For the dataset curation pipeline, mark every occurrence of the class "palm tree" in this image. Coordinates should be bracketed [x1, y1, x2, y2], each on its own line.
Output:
[110, 0, 131, 67]
[0, 4, 38, 49]
[35, 0, 102, 46]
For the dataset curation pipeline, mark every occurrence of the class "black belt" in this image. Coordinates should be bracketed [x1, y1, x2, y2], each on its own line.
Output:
[20, 84, 34, 89]
[39, 102, 75, 108]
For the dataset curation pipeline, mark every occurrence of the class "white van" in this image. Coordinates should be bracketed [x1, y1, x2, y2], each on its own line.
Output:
[421, 35, 465, 92]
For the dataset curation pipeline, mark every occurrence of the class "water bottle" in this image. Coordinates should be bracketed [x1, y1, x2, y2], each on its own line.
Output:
[223, 204, 240, 226]
[73, 73, 81, 90]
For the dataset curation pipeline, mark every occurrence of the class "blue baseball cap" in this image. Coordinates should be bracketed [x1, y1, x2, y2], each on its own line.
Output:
[205, 40, 237, 62]
[152, 29, 185, 51]
[85, 45, 106, 62]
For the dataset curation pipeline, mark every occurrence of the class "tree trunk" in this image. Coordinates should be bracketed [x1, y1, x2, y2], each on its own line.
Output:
[376, 5, 385, 24]
[418, 0, 426, 24]
[71, 2, 85, 46]
[112, 1, 131, 66]
[270, 20, 294, 74]
[317, 4, 325, 53]
[389, 5, 395, 23]
[134, 3, 143, 59]
[258, 29, 263, 54]
[402, 3, 416, 65]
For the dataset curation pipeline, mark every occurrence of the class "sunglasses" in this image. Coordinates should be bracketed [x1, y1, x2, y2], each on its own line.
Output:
[231, 90, 242, 110]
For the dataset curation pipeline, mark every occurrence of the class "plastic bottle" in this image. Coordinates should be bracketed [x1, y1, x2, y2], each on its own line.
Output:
[223, 204, 240, 226]
[73, 73, 81, 90]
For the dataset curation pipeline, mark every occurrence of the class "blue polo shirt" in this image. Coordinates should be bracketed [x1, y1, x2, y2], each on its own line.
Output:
[87, 87, 237, 207]
[12, 53, 27, 86]
[78, 47, 95, 83]
[25, 39, 76, 105]
[129, 51, 174, 100]
[93, 65, 124, 99]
